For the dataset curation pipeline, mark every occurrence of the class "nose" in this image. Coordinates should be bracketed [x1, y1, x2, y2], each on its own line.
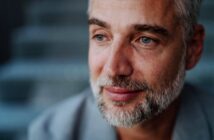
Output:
[104, 41, 133, 77]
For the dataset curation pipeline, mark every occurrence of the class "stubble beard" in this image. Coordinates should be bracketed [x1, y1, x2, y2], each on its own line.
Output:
[90, 56, 186, 128]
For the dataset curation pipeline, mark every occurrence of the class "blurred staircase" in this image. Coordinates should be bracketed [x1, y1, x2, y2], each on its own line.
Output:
[0, 0, 89, 139]
[0, 0, 213, 139]
[1, 0, 89, 105]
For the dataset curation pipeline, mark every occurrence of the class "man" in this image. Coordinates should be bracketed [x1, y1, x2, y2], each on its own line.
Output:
[29, 0, 214, 140]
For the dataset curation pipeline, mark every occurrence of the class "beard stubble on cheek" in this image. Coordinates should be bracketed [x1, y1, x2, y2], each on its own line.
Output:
[89, 54, 186, 128]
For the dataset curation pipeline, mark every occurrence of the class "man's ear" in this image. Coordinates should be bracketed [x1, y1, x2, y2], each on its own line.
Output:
[185, 24, 205, 70]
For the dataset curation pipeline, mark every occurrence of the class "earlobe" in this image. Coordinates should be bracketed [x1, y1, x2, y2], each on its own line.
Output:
[185, 24, 205, 70]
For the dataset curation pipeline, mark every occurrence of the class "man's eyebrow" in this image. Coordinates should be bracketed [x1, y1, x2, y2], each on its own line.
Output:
[88, 18, 169, 37]
[88, 18, 110, 29]
[134, 24, 170, 37]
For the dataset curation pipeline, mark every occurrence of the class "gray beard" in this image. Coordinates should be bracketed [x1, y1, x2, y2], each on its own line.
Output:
[90, 57, 185, 128]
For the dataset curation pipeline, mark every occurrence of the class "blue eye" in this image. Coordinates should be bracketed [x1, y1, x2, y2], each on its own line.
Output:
[139, 37, 153, 44]
[134, 36, 159, 49]
[94, 34, 106, 41]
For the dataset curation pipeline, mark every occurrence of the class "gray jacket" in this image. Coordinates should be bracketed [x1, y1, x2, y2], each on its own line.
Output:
[29, 84, 214, 140]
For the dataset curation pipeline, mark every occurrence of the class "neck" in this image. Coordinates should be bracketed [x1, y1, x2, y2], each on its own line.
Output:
[116, 97, 181, 140]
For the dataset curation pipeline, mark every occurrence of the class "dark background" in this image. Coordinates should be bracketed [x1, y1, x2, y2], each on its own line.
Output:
[0, 0, 213, 139]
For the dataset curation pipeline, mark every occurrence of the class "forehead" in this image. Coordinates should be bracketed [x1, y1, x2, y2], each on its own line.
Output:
[89, 0, 174, 13]
[89, 0, 177, 31]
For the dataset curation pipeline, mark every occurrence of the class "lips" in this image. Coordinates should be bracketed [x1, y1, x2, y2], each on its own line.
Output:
[103, 86, 141, 102]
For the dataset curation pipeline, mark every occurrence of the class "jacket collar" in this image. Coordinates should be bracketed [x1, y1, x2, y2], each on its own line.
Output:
[172, 84, 211, 140]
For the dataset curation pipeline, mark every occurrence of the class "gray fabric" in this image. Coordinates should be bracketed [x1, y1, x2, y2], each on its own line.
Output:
[29, 84, 214, 140]
[172, 85, 212, 140]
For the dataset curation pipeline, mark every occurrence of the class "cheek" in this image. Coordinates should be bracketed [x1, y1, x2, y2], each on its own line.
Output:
[89, 47, 106, 80]
[151, 55, 184, 87]
[134, 48, 184, 88]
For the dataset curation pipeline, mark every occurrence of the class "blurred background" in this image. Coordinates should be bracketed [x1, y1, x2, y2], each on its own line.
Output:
[0, 0, 213, 139]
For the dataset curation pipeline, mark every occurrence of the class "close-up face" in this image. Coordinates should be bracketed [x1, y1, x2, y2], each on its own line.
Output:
[88, 0, 187, 127]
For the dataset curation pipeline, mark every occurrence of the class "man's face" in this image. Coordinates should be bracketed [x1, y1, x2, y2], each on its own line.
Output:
[88, 0, 186, 127]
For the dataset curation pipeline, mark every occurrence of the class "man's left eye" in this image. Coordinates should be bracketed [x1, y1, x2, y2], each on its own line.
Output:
[139, 37, 154, 45]
[134, 36, 160, 49]
[93, 34, 106, 42]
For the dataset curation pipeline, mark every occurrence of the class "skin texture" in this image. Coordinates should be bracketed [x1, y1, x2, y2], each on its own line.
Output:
[88, 0, 205, 140]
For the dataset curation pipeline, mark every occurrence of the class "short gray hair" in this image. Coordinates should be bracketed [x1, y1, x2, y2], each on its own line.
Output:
[174, 0, 203, 42]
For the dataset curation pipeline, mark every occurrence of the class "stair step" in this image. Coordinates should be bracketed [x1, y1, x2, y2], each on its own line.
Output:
[200, 1, 214, 21]
[0, 61, 88, 81]
[25, 0, 88, 26]
[0, 61, 89, 105]
[11, 26, 88, 60]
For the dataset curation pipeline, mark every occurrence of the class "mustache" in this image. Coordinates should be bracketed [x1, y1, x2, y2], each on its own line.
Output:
[96, 75, 153, 92]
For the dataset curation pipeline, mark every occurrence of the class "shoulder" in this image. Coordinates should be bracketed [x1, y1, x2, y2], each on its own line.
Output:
[194, 87, 214, 123]
[28, 88, 94, 140]
[185, 84, 214, 129]
[183, 83, 214, 108]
